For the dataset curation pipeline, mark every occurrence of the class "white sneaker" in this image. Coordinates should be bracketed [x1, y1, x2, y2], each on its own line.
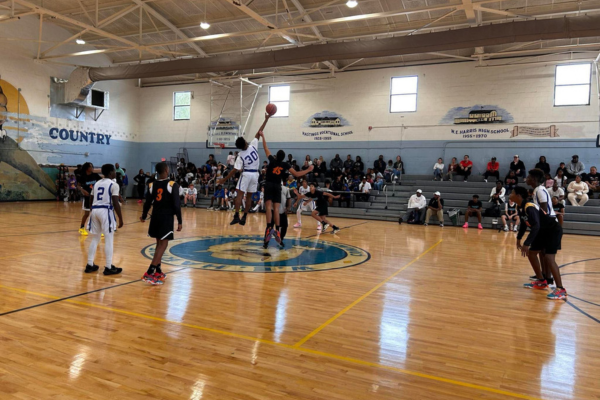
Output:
[503, 225, 508, 232]
[513, 226, 518, 232]
[322, 223, 330, 232]
[440, 224, 444, 227]
[317, 225, 322, 231]
[293, 223, 302, 228]
[484, 179, 488, 183]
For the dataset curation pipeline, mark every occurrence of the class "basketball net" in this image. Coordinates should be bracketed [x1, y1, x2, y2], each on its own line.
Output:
[213, 142, 225, 155]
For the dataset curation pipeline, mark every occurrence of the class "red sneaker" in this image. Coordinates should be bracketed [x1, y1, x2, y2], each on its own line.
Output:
[523, 280, 548, 290]
[154, 272, 166, 281]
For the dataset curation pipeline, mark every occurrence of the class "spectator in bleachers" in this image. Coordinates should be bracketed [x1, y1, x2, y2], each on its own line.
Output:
[566, 155, 585, 181]
[177, 157, 186, 169]
[374, 173, 385, 191]
[584, 166, 600, 198]
[544, 173, 554, 188]
[353, 156, 365, 175]
[424, 191, 444, 227]
[359, 176, 371, 201]
[555, 161, 567, 176]
[208, 184, 225, 210]
[315, 158, 327, 181]
[344, 154, 354, 170]
[509, 155, 526, 179]
[489, 180, 506, 205]
[374, 155, 386, 174]
[392, 156, 405, 181]
[567, 175, 589, 206]
[305, 155, 312, 166]
[554, 169, 567, 189]
[287, 154, 295, 164]
[250, 187, 264, 213]
[433, 158, 444, 181]
[457, 155, 473, 182]
[463, 194, 483, 229]
[501, 199, 519, 232]
[505, 170, 518, 192]
[548, 180, 565, 205]
[184, 184, 197, 207]
[399, 189, 426, 224]
[535, 156, 550, 175]
[226, 151, 235, 167]
[552, 196, 565, 226]
[483, 157, 500, 182]
[330, 154, 342, 171]
[385, 160, 394, 182]
[445, 157, 459, 181]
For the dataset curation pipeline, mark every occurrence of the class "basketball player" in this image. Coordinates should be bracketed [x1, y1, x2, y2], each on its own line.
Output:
[511, 186, 566, 300]
[77, 162, 102, 236]
[304, 183, 341, 233]
[140, 162, 182, 285]
[293, 180, 315, 229]
[218, 113, 271, 226]
[84, 164, 124, 275]
[259, 132, 313, 247]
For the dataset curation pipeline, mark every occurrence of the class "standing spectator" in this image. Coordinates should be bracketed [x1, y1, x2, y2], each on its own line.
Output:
[424, 191, 444, 227]
[121, 169, 129, 203]
[554, 169, 567, 189]
[359, 176, 372, 201]
[385, 160, 394, 182]
[584, 166, 600, 198]
[535, 156, 550, 175]
[489, 180, 506, 204]
[115, 162, 125, 184]
[567, 175, 589, 206]
[457, 155, 473, 182]
[509, 155, 526, 179]
[185, 184, 198, 207]
[353, 156, 365, 175]
[134, 169, 147, 203]
[399, 189, 427, 224]
[330, 154, 343, 171]
[505, 170, 519, 192]
[393, 155, 405, 181]
[433, 158, 444, 181]
[483, 157, 500, 182]
[501, 199, 519, 232]
[68, 174, 78, 202]
[552, 196, 565, 226]
[463, 194, 483, 229]
[565, 155, 585, 181]
[445, 157, 459, 181]
[227, 151, 236, 167]
[344, 154, 354, 171]
[548, 180, 565, 205]
[374, 155, 386, 174]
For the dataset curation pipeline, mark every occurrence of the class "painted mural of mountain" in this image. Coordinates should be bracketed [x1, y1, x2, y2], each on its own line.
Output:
[440, 105, 514, 125]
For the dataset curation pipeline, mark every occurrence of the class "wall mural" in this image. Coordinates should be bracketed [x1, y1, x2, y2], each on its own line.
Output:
[440, 105, 514, 125]
[302, 111, 353, 141]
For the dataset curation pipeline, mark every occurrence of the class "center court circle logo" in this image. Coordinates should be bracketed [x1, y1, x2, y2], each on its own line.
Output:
[141, 235, 370, 273]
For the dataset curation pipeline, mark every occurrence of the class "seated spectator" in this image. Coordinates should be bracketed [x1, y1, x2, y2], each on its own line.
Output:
[501, 199, 519, 232]
[208, 185, 225, 210]
[393, 156, 405, 181]
[350, 175, 361, 192]
[566, 155, 585, 181]
[509, 155, 526, 179]
[548, 180, 565, 205]
[304, 155, 312, 166]
[555, 162, 567, 177]
[286, 175, 298, 212]
[445, 157, 459, 181]
[250, 187, 264, 213]
[330, 154, 342, 171]
[301, 161, 313, 181]
[358, 176, 372, 201]
[463, 194, 483, 229]
[374, 155, 386, 174]
[384, 160, 394, 182]
[535, 156, 550, 175]
[544, 173, 554, 188]
[489, 180, 506, 205]
[505, 170, 518, 192]
[314, 159, 327, 181]
[584, 166, 600, 198]
[554, 169, 567, 189]
[353, 156, 365, 175]
[343, 154, 354, 170]
[286, 154, 294, 164]
[483, 157, 500, 182]
[457, 155, 473, 182]
[184, 184, 197, 207]
[433, 158, 444, 181]
[399, 189, 427, 224]
[552, 196, 565, 226]
[567, 175, 589, 206]
[373, 174, 385, 191]
[424, 191, 444, 227]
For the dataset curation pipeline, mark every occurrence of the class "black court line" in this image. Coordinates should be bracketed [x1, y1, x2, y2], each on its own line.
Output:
[564, 300, 600, 324]
[561, 272, 600, 276]
[0, 267, 188, 317]
[306, 221, 371, 239]
[559, 257, 600, 269]
[556, 258, 600, 324]
[569, 295, 600, 309]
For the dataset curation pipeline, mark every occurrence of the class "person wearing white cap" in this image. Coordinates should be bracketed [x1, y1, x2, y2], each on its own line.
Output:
[399, 189, 427, 224]
[509, 155, 526, 179]
[424, 191, 444, 227]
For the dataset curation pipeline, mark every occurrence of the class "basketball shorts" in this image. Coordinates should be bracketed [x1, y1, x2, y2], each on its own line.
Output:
[82, 196, 91, 211]
[87, 208, 117, 235]
[299, 199, 315, 212]
[236, 172, 259, 194]
[264, 182, 282, 203]
[530, 225, 562, 255]
[148, 213, 175, 241]
[315, 204, 329, 216]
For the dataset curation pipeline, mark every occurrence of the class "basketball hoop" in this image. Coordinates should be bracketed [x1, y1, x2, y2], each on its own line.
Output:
[213, 142, 225, 155]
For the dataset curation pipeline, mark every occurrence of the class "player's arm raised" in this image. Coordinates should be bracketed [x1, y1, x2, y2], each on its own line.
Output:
[111, 184, 124, 229]
[260, 131, 272, 158]
[255, 113, 271, 140]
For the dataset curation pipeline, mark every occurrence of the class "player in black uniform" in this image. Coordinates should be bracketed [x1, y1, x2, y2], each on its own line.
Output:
[259, 132, 313, 247]
[77, 162, 102, 236]
[511, 186, 567, 300]
[305, 183, 341, 234]
[140, 162, 183, 285]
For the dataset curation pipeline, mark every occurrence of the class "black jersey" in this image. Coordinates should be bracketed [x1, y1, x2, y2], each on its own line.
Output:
[77, 173, 102, 196]
[142, 179, 182, 223]
[265, 155, 291, 184]
[305, 190, 327, 208]
[517, 201, 559, 246]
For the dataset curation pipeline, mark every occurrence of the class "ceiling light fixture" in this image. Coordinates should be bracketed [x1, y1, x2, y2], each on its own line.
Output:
[346, 0, 358, 8]
[201, 0, 210, 29]
[76, 38, 86, 45]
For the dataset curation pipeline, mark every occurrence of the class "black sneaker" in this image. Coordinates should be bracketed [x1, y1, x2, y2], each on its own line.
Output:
[239, 215, 247, 226]
[332, 226, 340, 234]
[103, 265, 123, 275]
[546, 277, 555, 285]
[230, 214, 240, 225]
[279, 241, 285, 248]
[84, 264, 99, 273]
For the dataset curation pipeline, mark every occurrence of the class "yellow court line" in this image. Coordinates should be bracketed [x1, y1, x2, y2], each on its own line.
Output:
[0, 282, 542, 400]
[293, 239, 443, 348]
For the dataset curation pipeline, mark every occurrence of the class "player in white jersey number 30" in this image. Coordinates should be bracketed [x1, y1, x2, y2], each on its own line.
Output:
[219, 113, 271, 226]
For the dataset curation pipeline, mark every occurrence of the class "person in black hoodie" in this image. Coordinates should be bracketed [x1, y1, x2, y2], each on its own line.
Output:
[509, 155, 526, 178]
[353, 155, 365, 175]
[134, 169, 147, 203]
[374, 155, 386, 174]
[534, 156, 550, 175]
[330, 154, 343, 171]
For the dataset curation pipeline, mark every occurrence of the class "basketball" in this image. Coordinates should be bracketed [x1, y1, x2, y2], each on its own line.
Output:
[266, 103, 277, 116]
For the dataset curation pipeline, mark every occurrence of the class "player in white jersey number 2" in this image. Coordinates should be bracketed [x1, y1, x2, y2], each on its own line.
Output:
[219, 113, 271, 226]
[84, 164, 124, 276]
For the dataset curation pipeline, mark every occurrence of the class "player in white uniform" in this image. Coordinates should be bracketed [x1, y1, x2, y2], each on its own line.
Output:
[84, 164, 124, 276]
[293, 180, 320, 229]
[218, 113, 271, 226]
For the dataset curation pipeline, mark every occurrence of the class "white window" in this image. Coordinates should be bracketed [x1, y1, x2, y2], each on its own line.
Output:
[173, 91, 191, 120]
[269, 85, 290, 117]
[390, 76, 418, 113]
[554, 63, 592, 106]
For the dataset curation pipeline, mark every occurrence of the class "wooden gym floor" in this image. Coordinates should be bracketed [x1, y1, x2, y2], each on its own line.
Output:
[1, 201, 599, 400]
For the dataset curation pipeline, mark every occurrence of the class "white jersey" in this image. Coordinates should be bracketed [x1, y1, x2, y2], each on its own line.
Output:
[234, 138, 260, 172]
[299, 186, 311, 203]
[533, 185, 556, 217]
[91, 178, 120, 207]
[88, 178, 120, 234]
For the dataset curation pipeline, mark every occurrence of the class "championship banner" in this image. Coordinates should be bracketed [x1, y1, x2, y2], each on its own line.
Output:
[511, 125, 558, 138]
